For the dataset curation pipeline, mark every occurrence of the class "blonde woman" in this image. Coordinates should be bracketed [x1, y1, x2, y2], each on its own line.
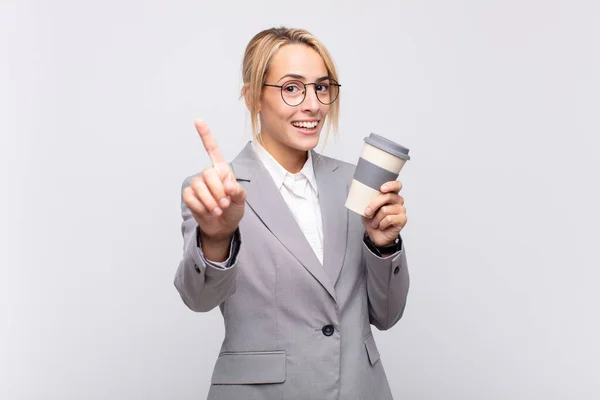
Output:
[175, 27, 410, 400]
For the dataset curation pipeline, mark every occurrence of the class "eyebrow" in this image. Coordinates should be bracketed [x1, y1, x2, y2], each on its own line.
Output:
[277, 74, 330, 83]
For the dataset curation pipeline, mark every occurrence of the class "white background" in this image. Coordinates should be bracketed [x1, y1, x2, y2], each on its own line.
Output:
[2, 0, 599, 399]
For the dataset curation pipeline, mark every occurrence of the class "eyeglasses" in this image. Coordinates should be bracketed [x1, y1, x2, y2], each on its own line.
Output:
[263, 79, 341, 107]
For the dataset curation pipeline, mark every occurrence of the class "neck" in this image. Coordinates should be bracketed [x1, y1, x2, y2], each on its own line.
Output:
[259, 134, 308, 174]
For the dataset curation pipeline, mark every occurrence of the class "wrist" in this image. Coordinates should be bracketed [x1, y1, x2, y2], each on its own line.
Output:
[198, 229, 234, 263]
[197, 227, 234, 246]
[364, 232, 401, 257]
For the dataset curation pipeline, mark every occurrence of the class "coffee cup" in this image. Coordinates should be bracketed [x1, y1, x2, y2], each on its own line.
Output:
[345, 133, 411, 217]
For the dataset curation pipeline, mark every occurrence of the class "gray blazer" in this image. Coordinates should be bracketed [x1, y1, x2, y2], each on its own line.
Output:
[174, 142, 410, 400]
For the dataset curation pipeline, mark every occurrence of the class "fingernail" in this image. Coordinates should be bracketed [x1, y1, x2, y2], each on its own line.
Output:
[381, 184, 388, 191]
[213, 207, 222, 215]
[220, 197, 230, 208]
[365, 207, 372, 216]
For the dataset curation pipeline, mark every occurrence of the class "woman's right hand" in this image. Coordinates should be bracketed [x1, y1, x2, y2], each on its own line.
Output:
[182, 120, 246, 246]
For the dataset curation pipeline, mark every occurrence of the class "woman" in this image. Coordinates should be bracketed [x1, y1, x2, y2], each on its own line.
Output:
[175, 27, 410, 400]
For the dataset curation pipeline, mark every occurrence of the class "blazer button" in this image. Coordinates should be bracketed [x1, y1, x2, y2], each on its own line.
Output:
[322, 325, 334, 336]
[394, 266, 400, 275]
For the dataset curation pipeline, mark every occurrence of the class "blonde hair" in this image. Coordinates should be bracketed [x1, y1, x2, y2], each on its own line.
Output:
[241, 27, 340, 148]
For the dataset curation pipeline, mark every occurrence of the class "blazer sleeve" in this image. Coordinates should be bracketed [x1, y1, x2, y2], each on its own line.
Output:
[362, 234, 410, 331]
[173, 176, 242, 312]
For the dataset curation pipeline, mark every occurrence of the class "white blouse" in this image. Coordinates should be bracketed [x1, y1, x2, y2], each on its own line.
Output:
[251, 140, 324, 265]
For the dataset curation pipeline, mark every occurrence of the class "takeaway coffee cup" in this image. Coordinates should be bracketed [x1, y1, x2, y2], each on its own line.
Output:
[345, 133, 411, 217]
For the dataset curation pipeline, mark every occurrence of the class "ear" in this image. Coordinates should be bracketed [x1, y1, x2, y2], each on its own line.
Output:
[241, 83, 259, 113]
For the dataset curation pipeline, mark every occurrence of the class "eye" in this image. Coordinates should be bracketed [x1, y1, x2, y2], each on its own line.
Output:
[316, 83, 330, 93]
[283, 82, 303, 94]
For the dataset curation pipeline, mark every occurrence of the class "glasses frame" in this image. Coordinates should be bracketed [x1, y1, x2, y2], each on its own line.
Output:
[263, 79, 341, 107]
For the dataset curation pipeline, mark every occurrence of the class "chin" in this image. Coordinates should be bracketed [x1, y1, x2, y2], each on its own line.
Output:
[292, 133, 320, 152]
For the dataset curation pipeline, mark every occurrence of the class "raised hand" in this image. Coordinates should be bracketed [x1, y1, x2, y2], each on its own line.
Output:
[182, 120, 246, 257]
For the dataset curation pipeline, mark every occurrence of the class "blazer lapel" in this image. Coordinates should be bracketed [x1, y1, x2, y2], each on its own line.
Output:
[231, 142, 337, 302]
[312, 151, 349, 287]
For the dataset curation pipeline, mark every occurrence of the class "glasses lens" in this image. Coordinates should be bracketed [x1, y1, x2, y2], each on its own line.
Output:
[281, 81, 306, 106]
[315, 80, 339, 105]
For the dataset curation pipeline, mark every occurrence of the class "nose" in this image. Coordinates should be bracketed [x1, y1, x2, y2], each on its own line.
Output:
[301, 85, 320, 113]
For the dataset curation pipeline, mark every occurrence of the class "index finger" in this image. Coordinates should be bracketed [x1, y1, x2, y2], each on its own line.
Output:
[195, 119, 225, 165]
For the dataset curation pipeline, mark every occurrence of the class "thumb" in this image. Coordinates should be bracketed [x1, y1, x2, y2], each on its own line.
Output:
[224, 170, 236, 193]
[228, 181, 247, 205]
[227, 170, 237, 186]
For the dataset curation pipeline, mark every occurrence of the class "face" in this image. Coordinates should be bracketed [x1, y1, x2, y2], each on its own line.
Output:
[257, 44, 332, 160]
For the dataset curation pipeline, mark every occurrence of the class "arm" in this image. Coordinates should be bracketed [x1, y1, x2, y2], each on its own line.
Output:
[173, 177, 242, 312]
[360, 178, 410, 331]
[363, 233, 410, 331]
[174, 120, 247, 312]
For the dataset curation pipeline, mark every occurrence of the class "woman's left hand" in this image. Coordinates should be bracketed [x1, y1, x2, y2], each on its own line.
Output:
[361, 180, 407, 247]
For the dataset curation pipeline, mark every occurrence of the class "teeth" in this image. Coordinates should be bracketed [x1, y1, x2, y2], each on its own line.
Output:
[292, 121, 318, 129]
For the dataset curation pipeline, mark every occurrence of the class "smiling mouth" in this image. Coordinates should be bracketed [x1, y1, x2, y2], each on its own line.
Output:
[291, 120, 319, 129]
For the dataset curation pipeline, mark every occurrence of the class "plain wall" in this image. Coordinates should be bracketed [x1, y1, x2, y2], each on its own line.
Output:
[2, 0, 599, 399]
